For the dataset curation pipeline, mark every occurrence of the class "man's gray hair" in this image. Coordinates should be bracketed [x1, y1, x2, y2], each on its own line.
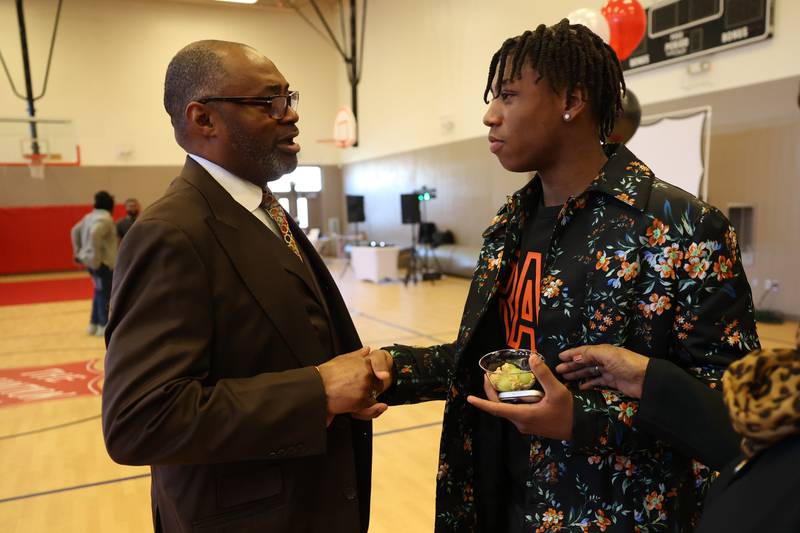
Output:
[163, 40, 229, 139]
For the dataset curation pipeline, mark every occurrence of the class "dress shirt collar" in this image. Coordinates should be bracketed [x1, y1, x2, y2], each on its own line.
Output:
[188, 153, 263, 213]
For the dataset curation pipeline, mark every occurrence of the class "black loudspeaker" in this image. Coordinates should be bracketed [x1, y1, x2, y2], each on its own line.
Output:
[400, 194, 421, 224]
[346, 195, 365, 223]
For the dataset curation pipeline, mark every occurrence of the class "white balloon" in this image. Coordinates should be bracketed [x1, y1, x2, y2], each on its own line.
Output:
[566, 7, 611, 43]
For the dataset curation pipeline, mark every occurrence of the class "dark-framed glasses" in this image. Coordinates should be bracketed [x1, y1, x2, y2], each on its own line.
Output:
[196, 91, 299, 120]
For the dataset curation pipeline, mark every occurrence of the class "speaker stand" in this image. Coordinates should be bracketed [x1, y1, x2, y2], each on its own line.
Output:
[403, 223, 420, 286]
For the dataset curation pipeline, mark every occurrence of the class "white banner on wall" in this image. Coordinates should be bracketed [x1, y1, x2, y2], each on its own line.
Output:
[625, 107, 711, 200]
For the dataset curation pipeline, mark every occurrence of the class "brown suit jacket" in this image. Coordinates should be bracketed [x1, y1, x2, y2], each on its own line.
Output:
[102, 157, 371, 533]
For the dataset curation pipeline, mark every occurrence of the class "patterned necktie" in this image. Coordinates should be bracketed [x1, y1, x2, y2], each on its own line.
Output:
[261, 189, 303, 262]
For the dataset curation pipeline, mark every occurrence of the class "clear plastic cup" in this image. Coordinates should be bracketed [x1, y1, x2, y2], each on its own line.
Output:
[479, 348, 545, 403]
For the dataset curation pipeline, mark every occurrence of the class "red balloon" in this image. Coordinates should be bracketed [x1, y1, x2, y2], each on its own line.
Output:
[601, 0, 647, 61]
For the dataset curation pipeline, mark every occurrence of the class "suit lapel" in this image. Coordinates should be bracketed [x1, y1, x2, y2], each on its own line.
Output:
[290, 218, 361, 352]
[180, 158, 327, 367]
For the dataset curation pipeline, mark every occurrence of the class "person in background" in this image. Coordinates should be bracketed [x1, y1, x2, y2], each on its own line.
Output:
[70, 190, 118, 336]
[559, 343, 800, 532]
[115, 197, 140, 239]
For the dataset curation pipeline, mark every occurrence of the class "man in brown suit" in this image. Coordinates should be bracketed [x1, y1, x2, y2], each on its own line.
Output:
[102, 40, 391, 533]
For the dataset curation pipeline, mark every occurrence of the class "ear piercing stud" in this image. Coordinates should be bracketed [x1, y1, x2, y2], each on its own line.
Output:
[564, 113, 571, 121]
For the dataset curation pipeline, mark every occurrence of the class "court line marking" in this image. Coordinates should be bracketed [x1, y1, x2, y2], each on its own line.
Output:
[0, 330, 101, 341]
[0, 420, 443, 505]
[361, 331, 453, 347]
[0, 474, 151, 505]
[0, 309, 88, 322]
[0, 346, 105, 358]
[0, 414, 101, 440]
[350, 310, 452, 343]
[374, 420, 441, 437]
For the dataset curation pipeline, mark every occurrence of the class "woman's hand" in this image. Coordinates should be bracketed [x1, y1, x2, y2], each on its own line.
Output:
[556, 344, 650, 399]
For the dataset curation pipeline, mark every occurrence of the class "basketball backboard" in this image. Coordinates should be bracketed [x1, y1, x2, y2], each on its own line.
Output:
[0, 117, 80, 177]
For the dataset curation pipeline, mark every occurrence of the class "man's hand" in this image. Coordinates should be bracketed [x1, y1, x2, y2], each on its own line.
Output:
[316, 347, 382, 420]
[556, 344, 650, 399]
[346, 349, 395, 422]
[350, 402, 388, 421]
[466, 354, 574, 440]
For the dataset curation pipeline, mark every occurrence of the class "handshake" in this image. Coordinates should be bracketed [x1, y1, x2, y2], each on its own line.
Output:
[315, 347, 394, 425]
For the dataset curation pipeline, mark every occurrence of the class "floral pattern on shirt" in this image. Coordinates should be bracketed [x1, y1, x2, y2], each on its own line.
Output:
[382, 145, 759, 532]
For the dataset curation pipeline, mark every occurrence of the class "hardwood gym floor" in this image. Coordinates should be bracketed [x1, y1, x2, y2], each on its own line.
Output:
[0, 263, 796, 532]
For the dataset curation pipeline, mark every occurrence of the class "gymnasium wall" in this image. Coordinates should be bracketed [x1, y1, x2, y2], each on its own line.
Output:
[0, 0, 344, 167]
[342, 115, 800, 318]
[343, 137, 528, 249]
[705, 121, 800, 317]
[340, 0, 800, 164]
[0, 163, 344, 274]
[0, 0, 348, 274]
[3, 1, 798, 169]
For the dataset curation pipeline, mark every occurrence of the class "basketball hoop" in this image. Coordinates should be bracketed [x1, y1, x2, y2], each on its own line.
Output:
[26, 152, 46, 179]
[333, 107, 357, 148]
[0, 118, 80, 171]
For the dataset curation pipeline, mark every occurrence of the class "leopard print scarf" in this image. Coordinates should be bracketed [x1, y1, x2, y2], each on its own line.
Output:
[722, 348, 800, 457]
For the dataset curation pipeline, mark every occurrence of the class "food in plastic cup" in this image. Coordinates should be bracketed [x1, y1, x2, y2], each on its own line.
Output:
[479, 349, 545, 403]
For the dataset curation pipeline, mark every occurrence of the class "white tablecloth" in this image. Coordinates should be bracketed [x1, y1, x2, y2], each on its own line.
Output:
[350, 246, 400, 282]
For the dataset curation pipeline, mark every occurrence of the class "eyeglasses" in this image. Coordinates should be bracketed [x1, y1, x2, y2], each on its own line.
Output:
[196, 91, 299, 120]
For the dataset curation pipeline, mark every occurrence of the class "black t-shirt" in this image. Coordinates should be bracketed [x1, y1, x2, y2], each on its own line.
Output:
[498, 200, 561, 352]
[496, 197, 561, 532]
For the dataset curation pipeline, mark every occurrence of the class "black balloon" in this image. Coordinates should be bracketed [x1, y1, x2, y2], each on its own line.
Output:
[608, 89, 641, 144]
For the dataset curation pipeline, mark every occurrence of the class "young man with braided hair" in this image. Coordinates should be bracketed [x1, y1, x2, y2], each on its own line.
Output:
[372, 20, 759, 532]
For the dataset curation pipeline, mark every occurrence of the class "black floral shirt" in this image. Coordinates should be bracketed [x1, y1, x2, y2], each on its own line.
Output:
[383, 145, 760, 532]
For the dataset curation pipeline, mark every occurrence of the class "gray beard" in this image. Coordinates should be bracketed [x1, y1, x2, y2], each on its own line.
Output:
[263, 150, 296, 182]
[227, 125, 297, 184]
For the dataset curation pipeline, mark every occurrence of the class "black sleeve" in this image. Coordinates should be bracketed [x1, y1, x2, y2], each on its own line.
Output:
[636, 358, 741, 470]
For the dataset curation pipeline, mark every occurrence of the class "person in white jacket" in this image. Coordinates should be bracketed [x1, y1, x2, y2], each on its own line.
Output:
[70, 190, 118, 336]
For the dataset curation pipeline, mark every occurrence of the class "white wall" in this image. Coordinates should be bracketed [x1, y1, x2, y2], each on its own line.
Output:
[342, 0, 800, 163]
[2, 1, 797, 167]
[0, 0, 343, 166]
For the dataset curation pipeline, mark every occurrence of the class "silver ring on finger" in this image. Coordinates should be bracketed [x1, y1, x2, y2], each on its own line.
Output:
[593, 365, 601, 377]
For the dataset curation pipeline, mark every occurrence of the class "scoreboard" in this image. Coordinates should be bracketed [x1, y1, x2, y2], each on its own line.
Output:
[623, 0, 774, 72]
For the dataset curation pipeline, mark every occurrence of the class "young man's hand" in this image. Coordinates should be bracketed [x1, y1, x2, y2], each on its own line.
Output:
[366, 349, 394, 393]
[467, 354, 574, 440]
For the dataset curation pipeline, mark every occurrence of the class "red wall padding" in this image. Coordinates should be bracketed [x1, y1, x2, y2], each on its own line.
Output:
[0, 204, 127, 275]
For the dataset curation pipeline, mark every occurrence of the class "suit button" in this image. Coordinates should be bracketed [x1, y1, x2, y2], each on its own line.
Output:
[343, 487, 357, 501]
